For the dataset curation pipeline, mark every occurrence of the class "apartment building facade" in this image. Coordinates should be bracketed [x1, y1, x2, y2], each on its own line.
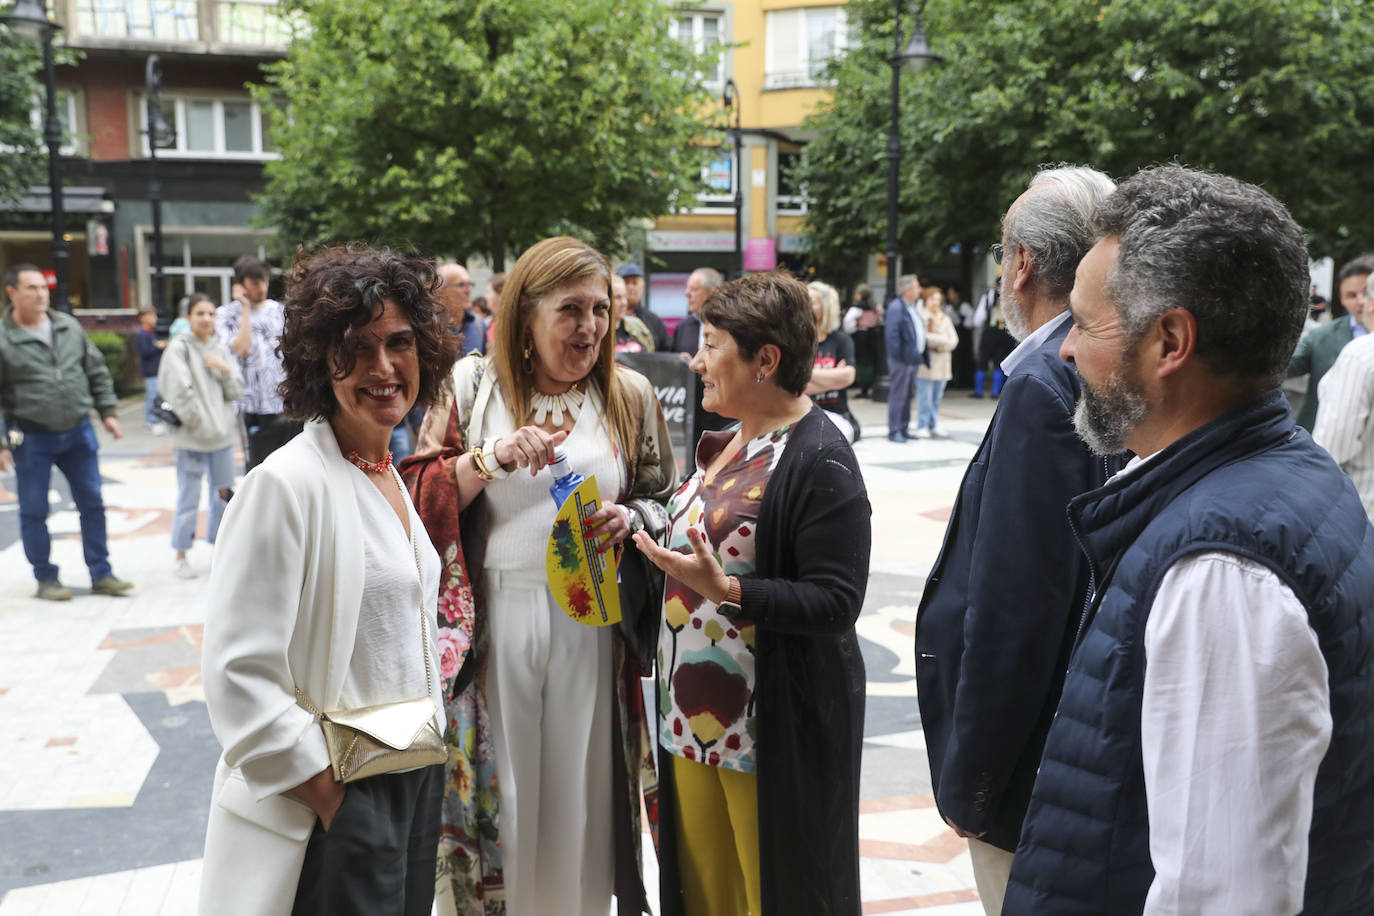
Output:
[2, 0, 291, 325]
[642, 0, 846, 318]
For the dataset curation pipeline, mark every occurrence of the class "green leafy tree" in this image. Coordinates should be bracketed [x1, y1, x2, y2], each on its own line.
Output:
[0, 31, 44, 205]
[803, 0, 1374, 286]
[255, 0, 719, 268]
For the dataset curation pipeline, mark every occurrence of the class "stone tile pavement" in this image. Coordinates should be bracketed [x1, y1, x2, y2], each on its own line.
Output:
[0, 391, 998, 915]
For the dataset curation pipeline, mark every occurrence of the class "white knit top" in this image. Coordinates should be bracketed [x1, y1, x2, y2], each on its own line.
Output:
[481, 383, 626, 573]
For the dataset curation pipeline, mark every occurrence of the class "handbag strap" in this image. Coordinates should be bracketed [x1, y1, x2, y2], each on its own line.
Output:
[295, 465, 435, 718]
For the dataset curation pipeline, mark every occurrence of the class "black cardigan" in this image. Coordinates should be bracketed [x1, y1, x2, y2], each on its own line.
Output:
[659, 405, 872, 916]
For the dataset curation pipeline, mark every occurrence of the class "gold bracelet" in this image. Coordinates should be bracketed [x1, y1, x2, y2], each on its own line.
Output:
[470, 444, 496, 482]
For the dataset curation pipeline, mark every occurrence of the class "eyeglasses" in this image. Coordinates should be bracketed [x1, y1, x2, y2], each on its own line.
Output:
[991, 243, 1007, 266]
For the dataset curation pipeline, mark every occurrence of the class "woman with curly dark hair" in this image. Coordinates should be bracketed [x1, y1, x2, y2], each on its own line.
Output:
[199, 246, 459, 916]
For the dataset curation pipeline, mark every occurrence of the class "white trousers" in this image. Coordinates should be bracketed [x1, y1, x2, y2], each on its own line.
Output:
[486, 569, 614, 916]
[968, 836, 1015, 916]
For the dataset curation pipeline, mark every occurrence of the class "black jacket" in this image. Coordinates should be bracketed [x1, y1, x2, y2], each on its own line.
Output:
[659, 406, 871, 915]
[671, 314, 701, 355]
[914, 318, 1118, 851]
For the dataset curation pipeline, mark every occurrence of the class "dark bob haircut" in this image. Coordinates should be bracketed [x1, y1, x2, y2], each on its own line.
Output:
[278, 246, 457, 422]
[701, 272, 817, 396]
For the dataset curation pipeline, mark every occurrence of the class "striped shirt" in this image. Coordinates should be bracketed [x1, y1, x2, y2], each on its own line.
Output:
[1313, 333, 1374, 518]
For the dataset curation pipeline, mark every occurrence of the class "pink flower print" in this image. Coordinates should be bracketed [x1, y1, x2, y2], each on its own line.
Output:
[437, 628, 468, 680]
[439, 582, 475, 624]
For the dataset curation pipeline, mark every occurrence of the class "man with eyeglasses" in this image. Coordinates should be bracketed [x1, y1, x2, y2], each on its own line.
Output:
[438, 262, 484, 356]
[915, 166, 1117, 914]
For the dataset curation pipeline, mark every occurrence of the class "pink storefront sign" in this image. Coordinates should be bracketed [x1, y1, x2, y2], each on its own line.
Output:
[743, 237, 776, 271]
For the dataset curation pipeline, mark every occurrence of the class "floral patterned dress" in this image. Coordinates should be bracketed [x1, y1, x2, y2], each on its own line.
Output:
[657, 424, 793, 772]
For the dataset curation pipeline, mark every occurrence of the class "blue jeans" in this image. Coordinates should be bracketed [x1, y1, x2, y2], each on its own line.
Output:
[173, 445, 236, 552]
[143, 375, 160, 425]
[916, 378, 948, 431]
[12, 418, 111, 584]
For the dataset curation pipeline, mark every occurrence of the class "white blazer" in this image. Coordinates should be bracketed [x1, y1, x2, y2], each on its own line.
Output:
[199, 419, 372, 915]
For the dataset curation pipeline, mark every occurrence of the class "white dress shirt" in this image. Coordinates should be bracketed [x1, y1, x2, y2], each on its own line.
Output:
[1105, 455, 1334, 916]
[905, 298, 928, 359]
[1313, 333, 1374, 518]
[1000, 309, 1070, 376]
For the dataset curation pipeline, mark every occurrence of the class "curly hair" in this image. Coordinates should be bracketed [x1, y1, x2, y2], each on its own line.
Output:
[278, 246, 458, 422]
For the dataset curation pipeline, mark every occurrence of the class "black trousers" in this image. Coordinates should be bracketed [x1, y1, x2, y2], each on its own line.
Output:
[291, 765, 443, 916]
[243, 412, 302, 472]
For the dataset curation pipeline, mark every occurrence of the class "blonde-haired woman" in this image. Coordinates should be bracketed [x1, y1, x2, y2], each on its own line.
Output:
[402, 236, 677, 916]
[806, 280, 859, 443]
[915, 285, 959, 438]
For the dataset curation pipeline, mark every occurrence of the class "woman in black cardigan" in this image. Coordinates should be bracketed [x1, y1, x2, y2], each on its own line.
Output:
[634, 272, 871, 916]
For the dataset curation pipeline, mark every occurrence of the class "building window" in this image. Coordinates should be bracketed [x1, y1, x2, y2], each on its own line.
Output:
[74, 0, 199, 41]
[217, 0, 298, 46]
[777, 148, 807, 213]
[671, 11, 724, 87]
[140, 230, 274, 307]
[765, 7, 848, 90]
[15, 90, 82, 156]
[139, 95, 279, 160]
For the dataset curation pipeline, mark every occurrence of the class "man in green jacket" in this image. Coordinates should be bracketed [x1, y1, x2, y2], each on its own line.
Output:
[1, 264, 135, 600]
[1288, 255, 1374, 431]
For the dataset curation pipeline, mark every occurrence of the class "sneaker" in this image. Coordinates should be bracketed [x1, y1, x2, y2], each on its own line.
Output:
[35, 580, 73, 601]
[914, 428, 932, 439]
[174, 558, 198, 580]
[929, 428, 949, 439]
[90, 576, 135, 596]
[887, 431, 909, 443]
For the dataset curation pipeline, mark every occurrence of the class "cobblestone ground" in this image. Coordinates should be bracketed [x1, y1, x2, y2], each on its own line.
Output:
[0, 391, 998, 915]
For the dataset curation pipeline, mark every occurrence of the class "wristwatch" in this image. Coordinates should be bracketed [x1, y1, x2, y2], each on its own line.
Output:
[718, 576, 743, 618]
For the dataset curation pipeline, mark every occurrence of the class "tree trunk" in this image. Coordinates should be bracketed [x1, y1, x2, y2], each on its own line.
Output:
[490, 223, 508, 272]
[960, 239, 976, 303]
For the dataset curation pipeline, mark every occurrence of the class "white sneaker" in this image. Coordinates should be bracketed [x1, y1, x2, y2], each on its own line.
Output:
[914, 428, 932, 439]
[174, 557, 198, 579]
[929, 428, 949, 439]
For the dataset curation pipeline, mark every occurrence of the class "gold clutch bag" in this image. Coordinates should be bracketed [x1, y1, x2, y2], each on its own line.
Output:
[298, 691, 447, 783]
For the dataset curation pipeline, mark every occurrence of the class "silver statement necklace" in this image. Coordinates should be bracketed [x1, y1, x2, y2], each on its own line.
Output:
[530, 386, 585, 426]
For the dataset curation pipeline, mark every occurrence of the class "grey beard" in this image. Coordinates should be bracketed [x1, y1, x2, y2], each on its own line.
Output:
[1073, 371, 1146, 456]
[1000, 276, 1032, 342]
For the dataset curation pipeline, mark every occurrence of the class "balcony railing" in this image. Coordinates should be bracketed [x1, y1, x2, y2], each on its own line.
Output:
[67, 0, 303, 49]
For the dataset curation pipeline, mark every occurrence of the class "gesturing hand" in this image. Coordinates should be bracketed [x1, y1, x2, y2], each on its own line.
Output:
[492, 427, 569, 476]
[632, 525, 730, 604]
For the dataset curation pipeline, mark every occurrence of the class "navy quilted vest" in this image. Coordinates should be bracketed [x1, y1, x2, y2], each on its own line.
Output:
[1004, 390, 1374, 915]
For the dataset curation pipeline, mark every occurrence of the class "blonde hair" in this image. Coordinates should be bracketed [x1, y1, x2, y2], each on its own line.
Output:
[808, 280, 842, 338]
[922, 285, 945, 309]
[491, 237, 636, 463]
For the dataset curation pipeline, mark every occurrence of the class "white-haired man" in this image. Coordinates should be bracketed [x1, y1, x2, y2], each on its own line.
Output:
[915, 165, 1118, 914]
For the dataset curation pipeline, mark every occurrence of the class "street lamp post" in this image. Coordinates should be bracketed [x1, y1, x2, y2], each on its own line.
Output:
[722, 77, 743, 279]
[145, 55, 176, 330]
[872, 0, 941, 403]
[2, 0, 69, 313]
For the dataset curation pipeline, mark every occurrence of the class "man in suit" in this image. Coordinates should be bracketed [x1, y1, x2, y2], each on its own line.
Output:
[884, 274, 926, 442]
[673, 267, 723, 355]
[914, 166, 1117, 914]
[1287, 255, 1374, 431]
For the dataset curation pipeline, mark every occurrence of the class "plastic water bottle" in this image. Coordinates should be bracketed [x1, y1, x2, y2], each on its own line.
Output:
[548, 447, 586, 508]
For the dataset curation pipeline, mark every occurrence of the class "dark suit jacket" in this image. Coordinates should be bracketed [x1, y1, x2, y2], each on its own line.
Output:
[672, 314, 701, 355]
[884, 298, 929, 366]
[914, 318, 1117, 852]
[1289, 317, 1356, 431]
